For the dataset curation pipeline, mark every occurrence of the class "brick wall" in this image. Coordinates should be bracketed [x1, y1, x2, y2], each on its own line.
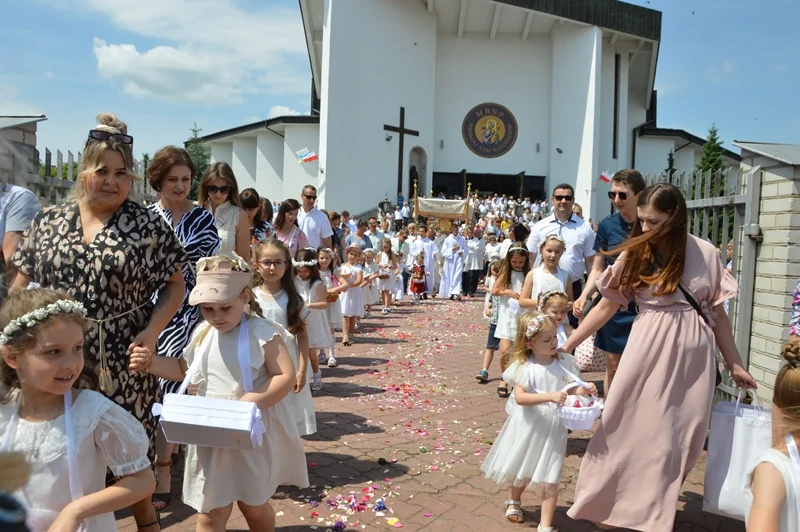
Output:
[741, 156, 800, 400]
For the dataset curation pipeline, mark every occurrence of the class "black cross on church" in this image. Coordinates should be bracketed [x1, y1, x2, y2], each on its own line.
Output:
[384, 107, 419, 197]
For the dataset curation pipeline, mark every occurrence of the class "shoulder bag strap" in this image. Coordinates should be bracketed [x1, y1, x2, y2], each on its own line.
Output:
[677, 283, 709, 325]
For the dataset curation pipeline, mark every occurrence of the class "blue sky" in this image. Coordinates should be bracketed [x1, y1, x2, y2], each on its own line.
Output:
[1, 0, 797, 160]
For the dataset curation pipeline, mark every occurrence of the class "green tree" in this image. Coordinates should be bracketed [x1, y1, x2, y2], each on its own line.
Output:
[186, 122, 210, 201]
[693, 124, 731, 243]
[665, 150, 676, 183]
[697, 123, 724, 176]
[142, 152, 151, 177]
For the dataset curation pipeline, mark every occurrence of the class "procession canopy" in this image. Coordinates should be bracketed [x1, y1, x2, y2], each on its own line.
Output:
[414, 197, 474, 221]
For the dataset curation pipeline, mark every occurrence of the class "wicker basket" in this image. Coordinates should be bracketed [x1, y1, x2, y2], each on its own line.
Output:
[555, 384, 602, 431]
[326, 293, 339, 303]
[378, 274, 390, 280]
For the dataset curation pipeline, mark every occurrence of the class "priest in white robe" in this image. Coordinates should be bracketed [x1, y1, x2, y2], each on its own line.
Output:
[440, 223, 467, 300]
[433, 227, 447, 294]
[409, 225, 438, 298]
[464, 226, 486, 297]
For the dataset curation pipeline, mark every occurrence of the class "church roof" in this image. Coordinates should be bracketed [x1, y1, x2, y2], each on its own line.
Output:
[197, 115, 319, 144]
[639, 126, 742, 162]
[733, 141, 800, 166]
[494, 0, 661, 42]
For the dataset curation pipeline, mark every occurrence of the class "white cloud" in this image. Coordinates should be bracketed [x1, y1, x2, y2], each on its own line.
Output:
[774, 63, 789, 73]
[721, 60, 734, 74]
[268, 105, 301, 119]
[56, 0, 310, 104]
[708, 60, 735, 84]
[0, 83, 43, 115]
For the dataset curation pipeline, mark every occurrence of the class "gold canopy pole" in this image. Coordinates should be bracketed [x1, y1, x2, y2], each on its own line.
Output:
[413, 178, 418, 222]
[464, 182, 472, 222]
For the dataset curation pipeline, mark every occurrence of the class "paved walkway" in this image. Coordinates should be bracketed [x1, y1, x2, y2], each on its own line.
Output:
[118, 295, 746, 531]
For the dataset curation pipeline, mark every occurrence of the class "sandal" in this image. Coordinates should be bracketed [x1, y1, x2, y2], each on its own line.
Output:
[497, 385, 510, 398]
[136, 511, 161, 531]
[504, 499, 524, 524]
[151, 459, 172, 511]
[342, 335, 352, 347]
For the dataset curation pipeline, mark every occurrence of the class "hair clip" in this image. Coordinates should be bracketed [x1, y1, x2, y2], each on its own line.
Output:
[525, 314, 548, 339]
[537, 290, 568, 311]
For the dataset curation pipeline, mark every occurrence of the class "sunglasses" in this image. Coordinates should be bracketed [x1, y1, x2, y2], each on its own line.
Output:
[207, 185, 232, 195]
[303, 194, 317, 201]
[608, 191, 628, 200]
[88, 129, 133, 145]
[554, 195, 574, 202]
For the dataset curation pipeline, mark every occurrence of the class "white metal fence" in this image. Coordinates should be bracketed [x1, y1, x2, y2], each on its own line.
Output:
[643, 168, 762, 402]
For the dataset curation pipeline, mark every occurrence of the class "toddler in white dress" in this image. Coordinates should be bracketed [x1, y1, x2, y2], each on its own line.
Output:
[293, 248, 335, 388]
[0, 288, 154, 532]
[137, 253, 308, 531]
[481, 312, 595, 531]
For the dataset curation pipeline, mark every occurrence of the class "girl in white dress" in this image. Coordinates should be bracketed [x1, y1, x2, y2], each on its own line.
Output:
[317, 248, 348, 367]
[293, 248, 334, 390]
[198, 161, 251, 261]
[0, 288, 154, 532]
[519, 235, 574, 309]
[481, 312, 595, 530]
[491, 243, 532, 398]
[361, 251, 380, 317]
[339, 244, 364, 347]
[377, 238, 398, 315]
[136, 253, 308, 532]
[250, 240, 317, 436]
[538, 291, 573, 349]
[745, 342, 800, 532]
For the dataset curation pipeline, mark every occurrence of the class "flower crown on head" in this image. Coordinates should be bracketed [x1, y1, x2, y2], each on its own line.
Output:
[293, 258, 318, 267]
[539, 234, 566, 249]
[538, 290, 569, 312]
[0, 285, 87, 348]
[525, 314, 549, 339]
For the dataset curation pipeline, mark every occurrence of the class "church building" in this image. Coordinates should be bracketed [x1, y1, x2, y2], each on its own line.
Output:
[200, 0, 736, 219]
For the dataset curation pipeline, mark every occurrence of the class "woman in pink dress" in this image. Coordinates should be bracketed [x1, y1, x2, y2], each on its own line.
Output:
[274, 199, 309, 257]
[560, 183, 757, 532]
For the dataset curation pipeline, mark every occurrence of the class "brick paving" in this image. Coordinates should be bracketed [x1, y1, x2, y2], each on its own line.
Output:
[118, 296, 746, 531]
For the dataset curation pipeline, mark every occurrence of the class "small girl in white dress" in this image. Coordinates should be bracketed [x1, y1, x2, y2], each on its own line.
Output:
[481, 312, 595, 530]
[137, 252, 308, 531]
[361, 251, 380, 316]
[745, 342, 800, 532]
[317, 247, 348, 367]
[251, 240, 317, 436]
[294, 248, 334, 391]
[491, 243, 532, 398]
[339, 244, 364, 346]
[0, 288, 154, 532]
[377, 238, 398, 315]
[538, 291, 573, 349]
[520, 235, 574, 309]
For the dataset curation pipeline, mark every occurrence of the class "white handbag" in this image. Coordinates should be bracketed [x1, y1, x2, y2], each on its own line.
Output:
[703, 391, 772, 521]
[153, 316, 266, 450]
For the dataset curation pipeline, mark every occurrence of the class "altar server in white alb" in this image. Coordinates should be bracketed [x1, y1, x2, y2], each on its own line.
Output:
[136, 253, 308, 532]
[464, 226, 486, 298]
[440, 223, 468, 300]
[409, 225, 438, 298]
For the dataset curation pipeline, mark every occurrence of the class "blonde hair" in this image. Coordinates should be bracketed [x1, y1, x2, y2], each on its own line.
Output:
[539, 291, 569, 312]
[774, 343, 800, 438]
[511, 311, 556, 367]
[364, 249, 375, 258]
[73, 113, 138, 203]
[539, 234, 566, 252]
[199, 255, 262, 318]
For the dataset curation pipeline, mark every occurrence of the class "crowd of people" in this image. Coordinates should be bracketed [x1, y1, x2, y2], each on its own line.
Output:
[0, 112, 796, 532]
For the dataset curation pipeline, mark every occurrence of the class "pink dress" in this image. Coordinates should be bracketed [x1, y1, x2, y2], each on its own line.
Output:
[276, 226, 309, 257]
[567, 235, 737, 532]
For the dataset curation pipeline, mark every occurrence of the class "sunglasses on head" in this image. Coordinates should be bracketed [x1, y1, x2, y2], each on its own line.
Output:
[303, 194, 317, 201]
[88, 129, 133, 145]
[554, 195, 574, 202]
[207, 185, 231, 194]
[608, 191, 628, 200]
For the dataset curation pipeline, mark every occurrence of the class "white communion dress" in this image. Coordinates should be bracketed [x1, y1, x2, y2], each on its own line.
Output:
[494, 270, 526, 341]
[482, 354, 582, 494]
[296, 277, 335, 348]
[181, 318, 309, 512]
[253, 287, 317, 435]
[339, 264, 364, 317]
[320, 268, 343, 327]
[0, 389, 150, 532]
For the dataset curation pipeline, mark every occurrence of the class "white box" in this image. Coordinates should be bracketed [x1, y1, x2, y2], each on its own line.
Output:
[158, 394, 264, 450]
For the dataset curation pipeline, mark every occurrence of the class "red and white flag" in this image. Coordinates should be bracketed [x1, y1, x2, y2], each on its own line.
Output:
[598, 171, 612, 183]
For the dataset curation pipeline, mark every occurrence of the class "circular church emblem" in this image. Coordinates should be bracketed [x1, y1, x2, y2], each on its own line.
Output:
[462, 102, 518, 158]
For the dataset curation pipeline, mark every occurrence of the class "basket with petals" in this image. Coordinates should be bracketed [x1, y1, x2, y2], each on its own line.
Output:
[556, 383, 602, 431]
[325, 273, 340, 302]
[326, 292, 340, 303]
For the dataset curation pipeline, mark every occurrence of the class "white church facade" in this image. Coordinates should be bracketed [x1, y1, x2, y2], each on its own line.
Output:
[200, 0, 739, 219]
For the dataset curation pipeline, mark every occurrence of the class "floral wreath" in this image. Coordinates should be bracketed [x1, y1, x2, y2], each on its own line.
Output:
[0, 287, 87, 348]
[525, 314, 549, 339]
[293, 258, 318, 267]
[539, 234, 566, 250]
[537, 290, 569, 312]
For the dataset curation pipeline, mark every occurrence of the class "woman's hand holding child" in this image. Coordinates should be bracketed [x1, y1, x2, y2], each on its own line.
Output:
[128, 345, 152, 374]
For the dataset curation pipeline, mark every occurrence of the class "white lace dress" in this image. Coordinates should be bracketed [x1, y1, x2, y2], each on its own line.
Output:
[0, 390, 150, 532]
[481, 355, 581, 494]
[296, 278, 335, 348]
[181, 319, 309, 513]
[253, 287, 317, 435]
[494, 270, 526, 340]
[206, 201, 239, 254]
[339, 264, 364, 317]
[362, 262, 380, 305]
[320, 267, 343, 327]
[377, 252, 396, 292]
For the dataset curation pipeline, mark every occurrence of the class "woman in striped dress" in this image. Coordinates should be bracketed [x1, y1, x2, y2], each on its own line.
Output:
[147, 146, 220, 510]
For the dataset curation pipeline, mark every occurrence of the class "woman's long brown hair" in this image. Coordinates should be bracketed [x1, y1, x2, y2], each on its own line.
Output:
[602, 183, 688, 296]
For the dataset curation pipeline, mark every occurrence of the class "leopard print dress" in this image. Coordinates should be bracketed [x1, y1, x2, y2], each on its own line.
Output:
[12, 200, 188, 462]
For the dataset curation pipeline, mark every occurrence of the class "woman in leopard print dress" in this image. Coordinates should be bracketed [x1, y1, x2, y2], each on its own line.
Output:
[10, 113, 186, 531]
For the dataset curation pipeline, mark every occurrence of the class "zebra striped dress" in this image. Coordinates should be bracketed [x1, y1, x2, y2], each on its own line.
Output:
[150, 204, 221, 394]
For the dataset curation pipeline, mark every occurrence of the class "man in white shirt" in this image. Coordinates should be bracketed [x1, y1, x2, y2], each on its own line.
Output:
[393, 205, 403, 232]
[381, 218, 394, 240]
[341, 210, 358, 234]
[401, 203, 410, 226]
[464, 226, 485, 297]
[440, 223, 467, 300]
[366, 216, 384, 248]
[527, 183, 595, 325]
[297, 185, 333, 249]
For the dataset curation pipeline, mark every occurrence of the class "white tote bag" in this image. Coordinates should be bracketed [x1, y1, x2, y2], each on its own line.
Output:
[703, 391, 772, 520]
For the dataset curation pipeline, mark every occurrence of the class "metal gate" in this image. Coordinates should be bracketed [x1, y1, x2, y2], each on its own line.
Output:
[643, 167, 762, 401]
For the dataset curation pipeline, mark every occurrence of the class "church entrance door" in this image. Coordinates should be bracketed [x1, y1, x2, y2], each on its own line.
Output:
[408, 146, 427, 197]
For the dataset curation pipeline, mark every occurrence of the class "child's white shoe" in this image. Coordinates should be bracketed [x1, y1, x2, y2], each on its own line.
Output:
[537, 526, 554, 532]
[311, 370, 323, 391]
[327, 355, 338, 368]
